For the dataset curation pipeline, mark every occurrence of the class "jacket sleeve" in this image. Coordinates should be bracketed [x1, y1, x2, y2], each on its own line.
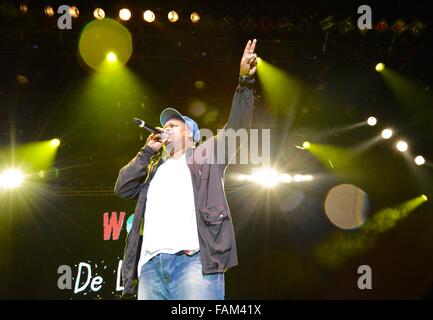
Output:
[216, 82, 254, 168]
[114, 145, 158, 200]
[225, 84, 254, 132]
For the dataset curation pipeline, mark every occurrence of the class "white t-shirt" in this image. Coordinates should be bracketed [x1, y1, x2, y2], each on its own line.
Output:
[137, 153, 200, 275]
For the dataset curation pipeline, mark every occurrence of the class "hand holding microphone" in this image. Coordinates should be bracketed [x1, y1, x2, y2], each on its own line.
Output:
[133, 118, 168, 152]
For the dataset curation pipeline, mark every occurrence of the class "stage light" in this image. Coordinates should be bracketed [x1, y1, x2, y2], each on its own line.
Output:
[319, 15, 336, 33]
[19, 3, 28, 15]
[250, 168, 280, 188]
[69, 6, 79, 18]
[421, 194, 428, 201]
[338, 17, 354, 34]
[391, 19, 408, 35]
[16, 74, 29, 85]
[375, 19, 389, 33]
[106, 52, 117, 63]
[194, 80, 205, 89]
[168, 10, 179, 23]
[396, 140, 408, 152]
[367, 116, 377, 126]
[44, 5, 54, 17]
[303, 175, 314, 181]
[415, 156, 425, 166]
[119, 8, 131, 21]
[302, 141, 311, 149]
[143, 10, 155, 23]
[0, 169, 25, 190]
[409, 20, 426, 37]
[279, 174, 292, 183]
[293, 174, 314, 182]
[381, 129, 393, 139]
[237, 174, 248, 181]
[50, 139, 61, 148]
[93, 8, 105, 20]
[190, 12, 200, 23]
[375, 63, 385, 72]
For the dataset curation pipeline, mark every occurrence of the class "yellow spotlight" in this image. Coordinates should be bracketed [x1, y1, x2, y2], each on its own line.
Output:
[381, 128, 393, 139]
[421, 194, 428, 201]
[143, 10, 155, 23]
[106, 52, 117, 63]
[303, 141, 311, 149]
[396, 140, 408, 152]
[44, 5, 55, 17]
[168, 10, 179, 22]
[0, 169, 25, 190]
[375, 62, 385, 72]
[50, 138, 61, 148]
[93, 8, 105, 20]
[257, 57, 262, 65]
[190, 12, 200, 23]
[415, 156, 425, 166]
[69, 6, 79, 18]
[250, 168, 280, 188]
[119, 8, 131, 21]
[367, 116, 377, 126]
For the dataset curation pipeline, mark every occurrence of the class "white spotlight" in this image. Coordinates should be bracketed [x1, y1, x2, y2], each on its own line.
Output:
[279, 174, 292, 183]
[93, 8, 105, 20]
[119, 8, 131, 21]
[143, 10, 155, 23]
[293, 174, 314, 182]
[0, 169, 25, 189]
[168, 10, 179, 23]
[237, 174, 248, 181]
[367, 117, 377, 126]
[381, 129, 393, 139]
[415, 156, 425, 166]
[250, 168, 280, 188]
[190, 12, 200, 23]
[396, 140, 408, 152]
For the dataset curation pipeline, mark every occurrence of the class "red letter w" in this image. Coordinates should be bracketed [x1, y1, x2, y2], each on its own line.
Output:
[103, 212, 125, 240]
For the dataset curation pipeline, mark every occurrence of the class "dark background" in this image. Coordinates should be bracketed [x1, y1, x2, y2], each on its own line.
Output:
[1, 0, 433, 299]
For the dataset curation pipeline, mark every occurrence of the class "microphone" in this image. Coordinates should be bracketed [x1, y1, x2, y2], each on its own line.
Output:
[133, 118, 167, 140]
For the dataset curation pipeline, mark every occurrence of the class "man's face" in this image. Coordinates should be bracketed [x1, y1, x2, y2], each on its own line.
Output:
[163, 118, 191, 151]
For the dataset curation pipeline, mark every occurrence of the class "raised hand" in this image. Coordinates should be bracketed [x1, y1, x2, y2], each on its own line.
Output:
[239, 39, 258, 76]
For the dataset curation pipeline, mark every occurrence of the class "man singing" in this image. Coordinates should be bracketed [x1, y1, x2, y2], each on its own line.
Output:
[114, 39, 258, 300]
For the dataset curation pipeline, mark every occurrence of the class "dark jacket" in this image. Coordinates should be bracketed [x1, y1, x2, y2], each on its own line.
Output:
[114, 82, 254, 297]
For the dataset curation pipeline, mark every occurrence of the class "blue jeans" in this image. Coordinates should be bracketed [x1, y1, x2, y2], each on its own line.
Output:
[137, 252, 225, 300]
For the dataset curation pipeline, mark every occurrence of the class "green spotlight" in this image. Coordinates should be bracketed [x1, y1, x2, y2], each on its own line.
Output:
[255, 57, 302, 116]
[375, 63, 385, 72]
[303, 141, 311, 149]
[0, 168, 25, 189]
[106, 52, 117, 63]
[50, 139, 61, 148]
[79, 19, 132, 72]
[421, 194, 428, 201]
